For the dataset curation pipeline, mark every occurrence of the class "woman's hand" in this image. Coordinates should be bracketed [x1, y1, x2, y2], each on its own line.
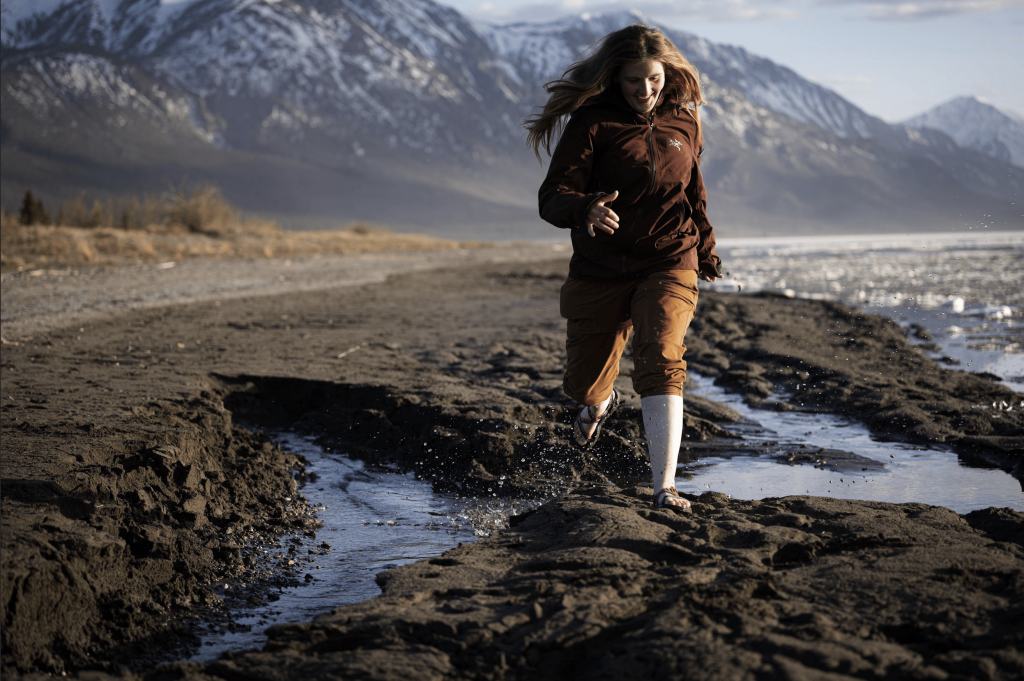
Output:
[698, 259, 723, 282]
[586, 190, 619, 237]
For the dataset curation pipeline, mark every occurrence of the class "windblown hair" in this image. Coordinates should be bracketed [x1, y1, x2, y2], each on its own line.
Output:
[524, 24, 705, 160]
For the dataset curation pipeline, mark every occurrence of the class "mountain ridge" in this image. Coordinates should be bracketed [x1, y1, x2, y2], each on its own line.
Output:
[904, 96, 1024, 169]
[2, 0, 1020, 237]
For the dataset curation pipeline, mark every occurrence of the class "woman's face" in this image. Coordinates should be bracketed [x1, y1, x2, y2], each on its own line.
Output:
[617, 60, 665, 114]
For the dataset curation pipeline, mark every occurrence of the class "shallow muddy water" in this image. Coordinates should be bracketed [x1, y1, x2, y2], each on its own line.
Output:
[189, 384, 1021, 661]
[188, 432, 538, 662]
[679, 373, 1023, 514]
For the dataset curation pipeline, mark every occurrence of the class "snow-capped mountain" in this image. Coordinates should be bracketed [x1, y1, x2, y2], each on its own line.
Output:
[1, 0, 1021, 236]
[480, 11, 1010, 200]
[2, 0, 529, 156]
[904, 97, 1024, 169]
[484, 11, 884, 141]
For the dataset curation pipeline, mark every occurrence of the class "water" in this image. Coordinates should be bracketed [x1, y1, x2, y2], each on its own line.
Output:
[710, 231, 1024, 390]
[188, 432, 538, 662]
[678, 373, 1023, 514]
[901, 308, 1022, 388]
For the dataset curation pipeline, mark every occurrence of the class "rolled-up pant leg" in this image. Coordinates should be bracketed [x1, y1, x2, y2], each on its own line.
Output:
[630, 270, 699, 398]
[559, 276, 634, 406]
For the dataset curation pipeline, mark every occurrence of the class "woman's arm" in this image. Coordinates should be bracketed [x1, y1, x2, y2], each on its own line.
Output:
[538, 115, 609, 231]
[687, 131, 722, 281]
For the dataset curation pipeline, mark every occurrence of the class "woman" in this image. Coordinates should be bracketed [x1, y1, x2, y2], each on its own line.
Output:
[525, 24, 722, 513]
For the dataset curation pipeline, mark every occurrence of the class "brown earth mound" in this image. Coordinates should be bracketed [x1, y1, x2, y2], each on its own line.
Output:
[1, 383, 317, 674]
[2, 255, 1021, 678]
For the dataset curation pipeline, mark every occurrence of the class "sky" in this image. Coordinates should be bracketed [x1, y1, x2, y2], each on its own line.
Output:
[439, 0, 1024, 123]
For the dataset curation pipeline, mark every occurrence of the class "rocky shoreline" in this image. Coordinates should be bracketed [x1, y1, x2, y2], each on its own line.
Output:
[2, 253, 1022, 679]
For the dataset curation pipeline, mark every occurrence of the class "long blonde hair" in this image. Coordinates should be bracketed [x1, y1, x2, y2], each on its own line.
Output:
[524, 24, 705, 160]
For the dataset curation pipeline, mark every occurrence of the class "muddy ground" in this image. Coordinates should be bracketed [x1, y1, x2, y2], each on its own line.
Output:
[2, 253, 1022, 679]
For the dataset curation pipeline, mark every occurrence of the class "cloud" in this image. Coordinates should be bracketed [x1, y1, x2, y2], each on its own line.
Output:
[816, 0, 1023, 20]
[455, 0, 1022, 24]
[459, 1, 800, 24]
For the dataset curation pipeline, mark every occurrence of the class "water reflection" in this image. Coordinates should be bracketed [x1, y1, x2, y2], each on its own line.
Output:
[187, 432, 537, 662]
[679, 373, 1023, 513]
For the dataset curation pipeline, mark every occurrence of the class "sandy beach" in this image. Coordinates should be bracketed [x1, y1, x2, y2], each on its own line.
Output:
[2, 248, 1022, 679]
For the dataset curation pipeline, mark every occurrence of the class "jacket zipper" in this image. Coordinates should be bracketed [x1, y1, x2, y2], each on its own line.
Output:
[619, 114, 658, 278]
[620, 115, 658, 277]
[647, 115, 657, 194]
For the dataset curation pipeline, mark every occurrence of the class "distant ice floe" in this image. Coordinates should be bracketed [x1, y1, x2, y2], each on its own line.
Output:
[964, 305, 1014, 320]
[941, 297, 965, 313]
[709, 232, 1024, 385]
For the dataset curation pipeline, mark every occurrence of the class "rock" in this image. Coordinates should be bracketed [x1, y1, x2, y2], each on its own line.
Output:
[181, 494, 207, 516]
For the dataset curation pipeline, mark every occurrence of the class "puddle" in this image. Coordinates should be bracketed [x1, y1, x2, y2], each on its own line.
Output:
[187, 432, 538, 662]
[678, 373, 1023, 513]
[897, 308, 1023, 391]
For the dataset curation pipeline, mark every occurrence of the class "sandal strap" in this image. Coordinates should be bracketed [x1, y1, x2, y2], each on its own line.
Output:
[655, 487, 682, 503]
[576, 406, 598, 426]
[572, 390, 618, 449]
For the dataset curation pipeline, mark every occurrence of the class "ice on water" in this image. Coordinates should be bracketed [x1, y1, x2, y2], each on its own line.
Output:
[708, 231, 1024, 388]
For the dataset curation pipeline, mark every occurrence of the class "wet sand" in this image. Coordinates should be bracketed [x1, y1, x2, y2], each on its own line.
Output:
[2, 251, 1022, 679]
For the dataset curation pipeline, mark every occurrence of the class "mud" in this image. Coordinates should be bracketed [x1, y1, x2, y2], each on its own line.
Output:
[0, 380, 319, 674]
[125, 488, 1024, 681]
[2, 254, 1021, 678]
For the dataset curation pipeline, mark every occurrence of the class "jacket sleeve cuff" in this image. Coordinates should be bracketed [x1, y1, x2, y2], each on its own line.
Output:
[699, 254, 723, 278]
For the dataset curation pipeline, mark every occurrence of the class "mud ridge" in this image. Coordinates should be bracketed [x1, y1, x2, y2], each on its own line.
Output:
[107, 488, 1024, 681]
[1, 385, 317, 676]
[214, 374, 741, 499]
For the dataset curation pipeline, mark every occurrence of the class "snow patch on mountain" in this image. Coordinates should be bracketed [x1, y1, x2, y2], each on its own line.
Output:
[482, 10, 888, 145]
[904, 97, 1024, 168]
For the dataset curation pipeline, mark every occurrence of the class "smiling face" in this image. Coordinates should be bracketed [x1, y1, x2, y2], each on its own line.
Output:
[616, 60, 665, 114]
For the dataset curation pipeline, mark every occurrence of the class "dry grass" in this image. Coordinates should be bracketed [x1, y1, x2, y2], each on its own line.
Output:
[1, 185, 489, 271]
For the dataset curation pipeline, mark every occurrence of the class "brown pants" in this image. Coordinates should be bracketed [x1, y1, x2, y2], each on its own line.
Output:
[560, 269, 699, 404]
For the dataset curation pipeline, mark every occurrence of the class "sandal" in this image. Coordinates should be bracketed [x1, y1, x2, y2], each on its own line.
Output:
[654, 487, 691, 514]
[572, 389, 619, 449]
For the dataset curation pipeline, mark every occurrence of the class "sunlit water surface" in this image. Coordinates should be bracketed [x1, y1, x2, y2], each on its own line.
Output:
[679, 373, 1022, 514]
[711, 231, 1024, 390]
[188, 432, 538, 662]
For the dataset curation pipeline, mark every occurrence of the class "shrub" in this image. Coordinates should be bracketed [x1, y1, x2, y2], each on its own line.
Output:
[18, 190, 51, 226]
[61, 194, 106, 228]
[166, 183, 238, 234]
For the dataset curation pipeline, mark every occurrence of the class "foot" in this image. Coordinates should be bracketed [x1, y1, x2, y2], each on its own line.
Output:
[572, 390, 618, 449]
[654, 487, 691, 513]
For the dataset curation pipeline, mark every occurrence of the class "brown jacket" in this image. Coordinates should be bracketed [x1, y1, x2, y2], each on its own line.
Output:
[539, 88, 721, 281]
